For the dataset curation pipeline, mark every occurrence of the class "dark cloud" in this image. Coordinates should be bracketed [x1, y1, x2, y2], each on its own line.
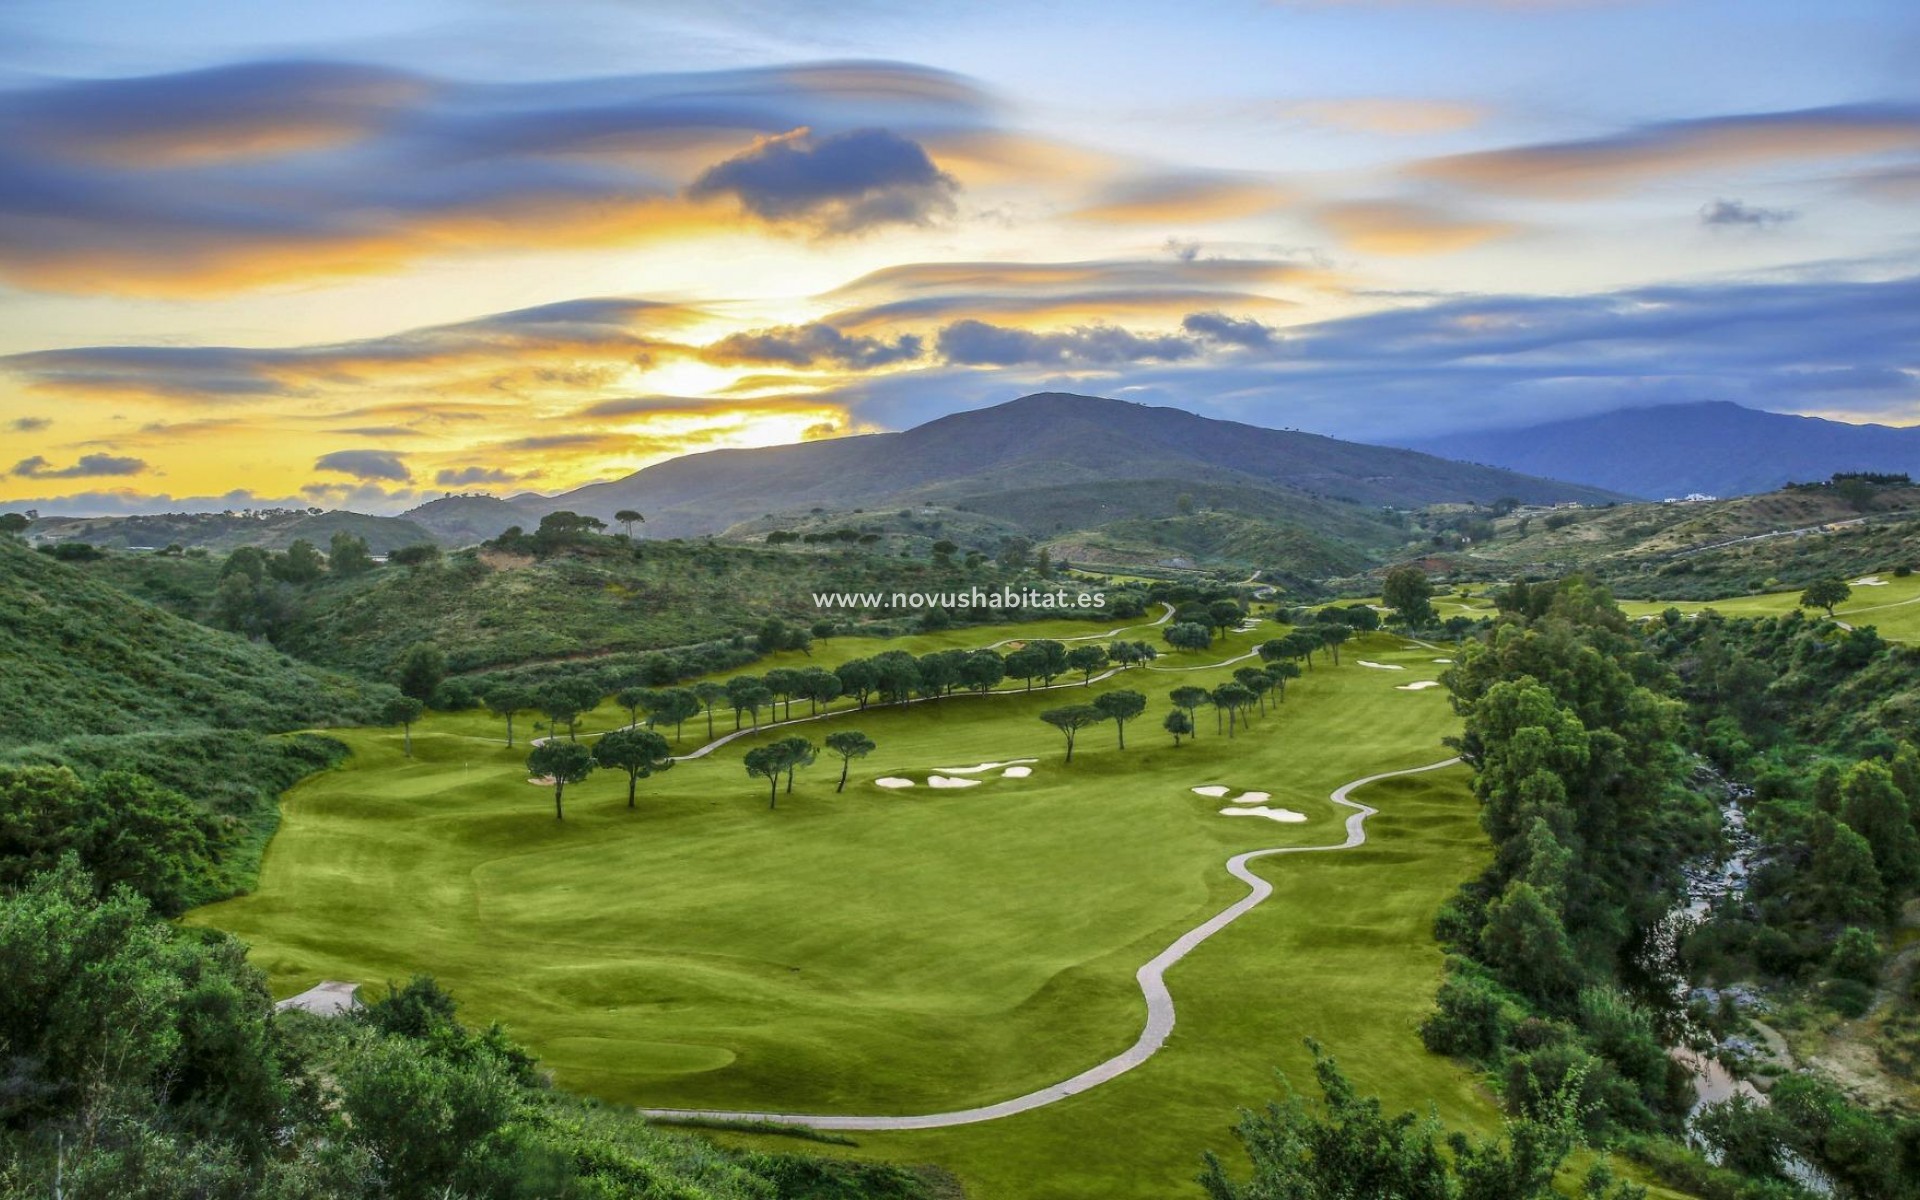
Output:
[1699, 198, 1797, 228]
[435, 466, 521, 486]
[299, 481, 417, 508]
[0, 60, 427, 166]
[688, 127, 958, 234]
[313, 449, 411, 482]
[935, 319, 1201, 367]
[8, 416, 49, 432]
[699, 322, 921, 368]
[1181, 311, 1277, 349]
[806, 273, 1920, 442]
[9, 452, 147, 479]
[0, 60, 993, 292]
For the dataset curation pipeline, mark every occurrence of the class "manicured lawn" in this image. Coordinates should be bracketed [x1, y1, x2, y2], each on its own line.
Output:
[1616, 571, 1920, 640]
[187, 620, 1563, 1198]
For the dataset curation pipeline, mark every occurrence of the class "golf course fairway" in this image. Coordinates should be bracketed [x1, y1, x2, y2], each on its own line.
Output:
[189, 620, 1548, 1198]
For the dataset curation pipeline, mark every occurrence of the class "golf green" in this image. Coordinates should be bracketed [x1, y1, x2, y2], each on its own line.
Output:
[187, 621, 1593, 1197]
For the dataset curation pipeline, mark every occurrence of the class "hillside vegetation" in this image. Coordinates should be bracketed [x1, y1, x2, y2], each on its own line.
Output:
[26, 507, 442, 553]
[0, 536, 395, 901]
[1365, 478, 1920, 600]
[0, 537, 380, 742]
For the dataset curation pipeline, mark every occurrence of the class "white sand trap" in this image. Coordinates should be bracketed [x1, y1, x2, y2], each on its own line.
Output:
[1397, 680, 1443, 691]
[1854, 576, 1889, 586]
[527, 775, 556, 786]
[1431, 657, 1453, 663]
[1230, 790, 1272, 803]
[1001, 766, 1033, 778]
[874, 777, 915, 789]
[927, 775, 983, 789]
[933, 758, 1040, 775]
[1220, 805, 1308, 823]
[1357, 660, 1405, 670]
[275, 981, 360, 1016]
[1191, 785, 1231, 797]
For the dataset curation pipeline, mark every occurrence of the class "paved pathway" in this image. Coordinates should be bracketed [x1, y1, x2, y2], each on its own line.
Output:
[637, 755, 1463, 1131]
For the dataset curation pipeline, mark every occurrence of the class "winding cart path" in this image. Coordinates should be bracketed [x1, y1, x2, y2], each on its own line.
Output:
[638, 755, 1463, 1130]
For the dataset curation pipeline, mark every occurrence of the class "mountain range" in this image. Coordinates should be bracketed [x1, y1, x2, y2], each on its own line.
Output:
[1402, 401, 1920, 500]
[523, 392, 1623, 537]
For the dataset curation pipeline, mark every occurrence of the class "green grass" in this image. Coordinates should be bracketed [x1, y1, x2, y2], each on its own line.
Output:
[186, 619, 1621, 1198]
[1341, 574, 1920, 643]
[1614, 571, 1920, 639]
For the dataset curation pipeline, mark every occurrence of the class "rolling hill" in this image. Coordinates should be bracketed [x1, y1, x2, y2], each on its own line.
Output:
[399, 493, 539, 544]
[1403, 401, 1920, 500]
[25, 507, 442, 554]
[530, 392, 1624, 537]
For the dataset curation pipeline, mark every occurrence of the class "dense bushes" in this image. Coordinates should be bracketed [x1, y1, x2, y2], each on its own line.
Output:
[0, 767, 219, 915]
[0, 538, 386, 745]
[2, 732, 349, 901]
[0, 864, 949, 1200]
[1432, 578, 1920, 1199]
[1428, 579, 1715, 1141]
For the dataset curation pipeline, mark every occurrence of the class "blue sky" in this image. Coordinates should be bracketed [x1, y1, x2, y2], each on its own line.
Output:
[1, 0, 1916, 513]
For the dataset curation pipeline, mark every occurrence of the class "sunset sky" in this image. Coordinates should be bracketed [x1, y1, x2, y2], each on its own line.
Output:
[2, 0, 1917, 515]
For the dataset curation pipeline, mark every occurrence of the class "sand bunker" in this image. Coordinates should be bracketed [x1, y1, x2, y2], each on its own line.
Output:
[1432, 657, 1453, 663]
[1397, 680, 1443, 691]
[527, 775, 556, 786]
[927, 775, 983, 789]
[1002, 766, 1033, 778]
[1191, 785, 1231, 797]
[933, 758, 1040, 774]
[275, 981, 360, 1016]
[1220, 805, 1307, 823]
[1854, 576, 1889, 586]
[1231, 790, 1272, 803]
[1357, 660, 1405, 670]
[874, 777, 915, 789]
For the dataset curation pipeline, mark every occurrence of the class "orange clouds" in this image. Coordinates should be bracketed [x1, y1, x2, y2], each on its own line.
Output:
[1073, 172, 1290, 223]
[1414, 105, 1920, 197]
[1286, 98, 1486, 137]
[1317, 200, 1518, 255]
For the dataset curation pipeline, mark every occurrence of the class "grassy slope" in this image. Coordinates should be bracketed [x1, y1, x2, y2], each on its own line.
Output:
[1613, 572, 1920, 639]
[271, 542, 1058, 676]
[725, 481, 1416, 575]
[187, 616, 1560, 1199]
[0, 537, 377, 742]
[1438, 485, 1920, 597]
[1336, 576, 1920, 643]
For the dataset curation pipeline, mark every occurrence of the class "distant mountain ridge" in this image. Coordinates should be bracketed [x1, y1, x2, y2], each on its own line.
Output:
[1402, 401, 1920, 500]
[530, 392, 1623, 536]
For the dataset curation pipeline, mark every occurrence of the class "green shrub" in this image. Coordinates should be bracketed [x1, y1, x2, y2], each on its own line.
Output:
[1421, 967, 1517, 1062]
[1827, 926, 1882, 987]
